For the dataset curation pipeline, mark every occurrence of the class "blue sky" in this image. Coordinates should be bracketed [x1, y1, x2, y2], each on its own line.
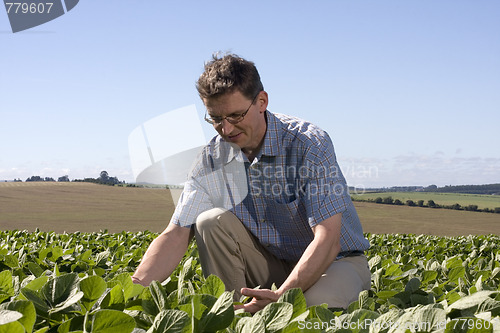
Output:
[1, 0, 499, 188]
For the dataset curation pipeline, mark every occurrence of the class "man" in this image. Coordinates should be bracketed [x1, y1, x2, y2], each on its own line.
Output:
[132, 53, 371, 313]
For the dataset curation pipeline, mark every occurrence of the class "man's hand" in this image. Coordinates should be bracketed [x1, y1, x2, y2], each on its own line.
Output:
[234, 288, 281, 313]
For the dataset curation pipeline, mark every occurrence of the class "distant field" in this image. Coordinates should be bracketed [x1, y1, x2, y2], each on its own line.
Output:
[0, 182, 499, 235]
[0, 182, 178, 233]
[355, 201, 500, 236]
[351, 191, 500, 210]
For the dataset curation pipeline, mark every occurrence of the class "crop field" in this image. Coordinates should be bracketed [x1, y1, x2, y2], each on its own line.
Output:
[1, 230, 499, 332]
[1, 182, 500, 331]
[351, 192, 500, 210]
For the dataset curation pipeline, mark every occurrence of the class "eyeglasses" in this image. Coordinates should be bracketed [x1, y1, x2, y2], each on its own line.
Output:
[204, 92, 260, 125]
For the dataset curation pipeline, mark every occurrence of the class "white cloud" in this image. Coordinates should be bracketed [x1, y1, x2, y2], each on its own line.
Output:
[339, 153, 500, 188]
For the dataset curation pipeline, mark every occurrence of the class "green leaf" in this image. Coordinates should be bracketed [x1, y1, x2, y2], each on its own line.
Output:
[57, 315, 85, 333]
[0, 300, 36, 333]
[80, 276, 107, 301]
[281, 320, 302, 332]
[477, 297, 500, 316]
[23, 276, 49, 292]
[1, 255, 19, 268]
[447, 290, 462, 305]
[314, 306, 335, 324]
[422, 270, 438, 284]
[278, 288, 307, 320]
[256, 302, 293, 332]
[446, 256, 464, 269]
[199, 275, 225, 297]
[50, 290, 83, 314]
[140, 287, 158, 317]
[241, 315, 265, 333]
[27, 262, 44, 278]
[358, 290, 376, 310]
[91, 309, 135, 333]
[178, 294, 208, 321]
[0, 309, 23, 325]
[130, 283, 144, 300]
[100, 284, 125, 311]
[449, 266, 466, 283]
[199, 291, 234, 332]
[413, 305, 447, 332]
[369, 308, 404, 333]
[110, 273, 134, 301]
[149, 281, 168, 314]
[375, 290, 398, 300]
[491, 267, 500, 280]
[405, 277, 421, 293]
[177, 257, 194, 299]
[41, 273, 79, 308]
[21, 288, 50, 316]
[150, 309, 189, 333]
[385, 263, 402, 277]
[447, 291, 499, 314]
[341, 309, 379, 333]
[367, 255, 381, 270]
[33, 328, 50, 333]
[0, 321, 25, 333]
[0, 270, 14, 300]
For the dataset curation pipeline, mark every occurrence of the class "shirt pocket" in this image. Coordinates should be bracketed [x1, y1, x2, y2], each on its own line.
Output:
[264, 197, 308, 230]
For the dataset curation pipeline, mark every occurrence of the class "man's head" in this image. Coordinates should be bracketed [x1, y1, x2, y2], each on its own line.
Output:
[197, 53, 268, 159]
[196, 53, 264, 101]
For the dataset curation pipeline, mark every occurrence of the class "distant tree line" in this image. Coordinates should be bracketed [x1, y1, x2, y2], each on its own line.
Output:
[423, 184, 500, 195]
[352, 196, 500, 214]
[73, 171, 123, 186]
[26, 176, 56, 182]
[354, 184, 500, 195]
[25, 171, 123, 186]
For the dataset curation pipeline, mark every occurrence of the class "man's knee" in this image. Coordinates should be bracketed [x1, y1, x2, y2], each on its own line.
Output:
[304, 256, 371, 308]
[195, 208, 227, 234]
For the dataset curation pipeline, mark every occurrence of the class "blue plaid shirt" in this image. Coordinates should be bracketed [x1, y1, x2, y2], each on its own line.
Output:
[172, 111, 370, 261]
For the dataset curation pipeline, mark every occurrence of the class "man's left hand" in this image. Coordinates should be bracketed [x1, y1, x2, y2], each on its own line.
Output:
[234, 288, 281, 313]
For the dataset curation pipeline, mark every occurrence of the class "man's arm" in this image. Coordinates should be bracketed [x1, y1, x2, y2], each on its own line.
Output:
[132, 222, 194, 286]
[278, 212, 341, 293]
[238, 213, 342, 312]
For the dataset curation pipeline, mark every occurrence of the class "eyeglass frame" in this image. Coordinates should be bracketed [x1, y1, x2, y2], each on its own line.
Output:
[204, 91, 261, 126]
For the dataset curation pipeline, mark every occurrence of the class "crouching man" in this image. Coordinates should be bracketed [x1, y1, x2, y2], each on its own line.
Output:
[132, 53, 371, 313]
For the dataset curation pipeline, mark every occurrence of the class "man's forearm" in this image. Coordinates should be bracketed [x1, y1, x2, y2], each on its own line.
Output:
[277, 214, 342, 296]
[132, 224, 193, 286]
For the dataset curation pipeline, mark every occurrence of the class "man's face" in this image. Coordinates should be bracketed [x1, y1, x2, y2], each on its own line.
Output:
[203, 90, 268, 155]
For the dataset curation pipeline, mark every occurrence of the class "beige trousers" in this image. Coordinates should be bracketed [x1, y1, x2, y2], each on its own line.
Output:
[194, 208, 371, 309]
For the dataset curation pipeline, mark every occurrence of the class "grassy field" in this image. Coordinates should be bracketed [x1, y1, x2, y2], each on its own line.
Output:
[0, 182, 499, 235]
[355, 201, 500, 236]
[351, 191, 500, 210]
[0, 182, 176, 233]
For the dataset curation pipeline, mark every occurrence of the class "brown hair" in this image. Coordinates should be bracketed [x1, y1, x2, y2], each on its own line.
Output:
[196, 53, 264, 100]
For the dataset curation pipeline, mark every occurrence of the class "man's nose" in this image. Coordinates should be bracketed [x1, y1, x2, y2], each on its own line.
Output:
[221, 119, 234, 134]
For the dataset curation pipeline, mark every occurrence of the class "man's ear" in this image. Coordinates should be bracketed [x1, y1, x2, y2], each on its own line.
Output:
[258, 91, 269, 113]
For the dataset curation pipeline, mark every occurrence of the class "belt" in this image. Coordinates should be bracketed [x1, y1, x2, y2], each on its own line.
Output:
[338, 250, 364, 258]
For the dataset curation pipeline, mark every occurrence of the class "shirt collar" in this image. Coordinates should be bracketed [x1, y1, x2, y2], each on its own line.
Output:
[218, 110, 281, 165]
[259, 110, 281, 157]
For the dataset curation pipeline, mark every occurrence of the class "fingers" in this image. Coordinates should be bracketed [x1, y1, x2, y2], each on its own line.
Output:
[240, 288, 276, 300]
